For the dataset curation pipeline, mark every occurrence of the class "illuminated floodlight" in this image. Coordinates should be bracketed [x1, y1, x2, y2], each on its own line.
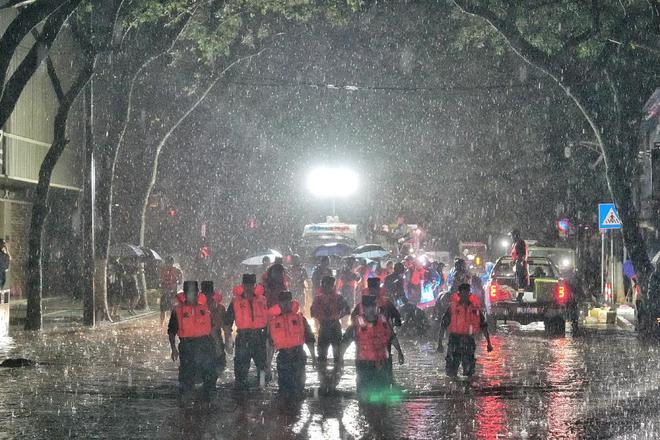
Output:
[500, 238, 511, 250]
[306, 167, 358, 198]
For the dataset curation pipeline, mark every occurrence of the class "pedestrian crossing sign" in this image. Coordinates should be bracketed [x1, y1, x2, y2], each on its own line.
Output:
[599, 203, 622, 229]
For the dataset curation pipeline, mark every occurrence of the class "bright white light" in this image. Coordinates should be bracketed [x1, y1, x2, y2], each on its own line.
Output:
[561, 258, 571, 268]
[500, 238, 510, 249]
[307, 167, 358, 198]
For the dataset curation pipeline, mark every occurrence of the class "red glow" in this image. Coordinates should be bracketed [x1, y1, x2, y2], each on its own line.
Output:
[555, 283, 569, 305]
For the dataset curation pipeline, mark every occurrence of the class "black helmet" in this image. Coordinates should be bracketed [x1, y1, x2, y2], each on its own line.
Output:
[200, 281, 214, 294]
[183, 280, 198, 294]
[321, 276, 335, 290]
[242, 273, 257, 285]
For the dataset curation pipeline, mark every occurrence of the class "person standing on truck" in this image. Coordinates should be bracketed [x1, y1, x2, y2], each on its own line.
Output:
[511, 229, 529, 301]
[437, 283, 493, 377]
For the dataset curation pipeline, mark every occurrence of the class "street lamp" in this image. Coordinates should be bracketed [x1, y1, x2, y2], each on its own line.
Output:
[306, 167, 358, 216]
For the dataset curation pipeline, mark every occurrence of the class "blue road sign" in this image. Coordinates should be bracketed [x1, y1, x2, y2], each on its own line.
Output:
[599, 203, 622, 230]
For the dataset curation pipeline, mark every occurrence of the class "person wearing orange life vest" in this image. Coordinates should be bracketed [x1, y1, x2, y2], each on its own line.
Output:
[341, 294, 404, 399]
[168, 281, 219, 404]
[201, 280, 228, 373]
[223, 274, 270, 388]
[352, 277, 402, 386]
[268, 291, 316, 399]
[311, 276, 351, 364]
[437, 283, 493, 377]
[160, 256, 183, 326]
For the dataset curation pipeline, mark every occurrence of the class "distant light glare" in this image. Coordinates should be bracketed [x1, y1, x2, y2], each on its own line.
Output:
[500, 238, 510, 249]
[307, 167, 358, 198]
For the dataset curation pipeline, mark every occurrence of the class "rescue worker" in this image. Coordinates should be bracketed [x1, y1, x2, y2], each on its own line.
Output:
[405, 259, 425, 305]
[384, 262, 406, 303]
[511, 229, 529, 300]
[353, 278, 402, 329]
[263, 262, 289, 308]
[288, 254, 309, 307]
[399, 295, 430, 337]
[352, 278, 402, 385]
[341, 294, 404, 400]
[168, 281, 219, 405]
[223, 274, 269, 389]
[311, 256, 333, 294]
[337, 257, 360, 309]
[201, 280, 227, 373]
[160, 256, 183, 326]
[449, 258, 470, 293]
[268, 291, 316, 400]
[310, 276, 351, 364]
[437, 283, 493, 377]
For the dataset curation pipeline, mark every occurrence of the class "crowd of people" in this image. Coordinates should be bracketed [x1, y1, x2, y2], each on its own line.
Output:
[161, 253, 494, 407]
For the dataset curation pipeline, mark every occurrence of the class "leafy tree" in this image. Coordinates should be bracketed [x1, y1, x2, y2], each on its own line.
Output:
[451, 0, 660, 309]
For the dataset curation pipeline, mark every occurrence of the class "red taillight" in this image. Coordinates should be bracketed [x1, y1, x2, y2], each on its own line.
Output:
[555, 283, 569, 305]
[489, 282, 499, 302]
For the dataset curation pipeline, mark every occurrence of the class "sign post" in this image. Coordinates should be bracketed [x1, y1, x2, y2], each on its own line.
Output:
[598, 203, 622, 305]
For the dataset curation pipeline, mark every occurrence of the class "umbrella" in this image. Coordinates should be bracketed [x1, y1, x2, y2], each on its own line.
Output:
[109, 243, 146, 259]
[623, 260, 636, 279]
[241, 249, 283, 266]
[313, 243, 352, 258]
[352, 244, 389, 259]
[140, 247, 163, 261]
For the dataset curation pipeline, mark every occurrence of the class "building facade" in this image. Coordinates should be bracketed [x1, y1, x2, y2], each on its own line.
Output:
[0, 11, 83, 297]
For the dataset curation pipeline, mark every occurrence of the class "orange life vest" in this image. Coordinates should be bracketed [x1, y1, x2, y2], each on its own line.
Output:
[232, 284, 268, 330]
[511, 240, 528, 262]
[269, 307, 306, 350]
[211, 291, 222, 306]
[447, 293, 482, 336]
[160, 267, 179, 290]
[174, 293, 212, 338]
[311, 293, 346, 321]
[354, 310, 392, 362]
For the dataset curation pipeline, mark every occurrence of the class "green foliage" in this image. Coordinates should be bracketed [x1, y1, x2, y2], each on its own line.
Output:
[122, 0, 360, 65]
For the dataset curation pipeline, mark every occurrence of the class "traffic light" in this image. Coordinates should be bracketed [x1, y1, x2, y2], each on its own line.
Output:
[200, 245, 210, 259]
[247, 218, 257, 229]
[167, 207, 177, 218]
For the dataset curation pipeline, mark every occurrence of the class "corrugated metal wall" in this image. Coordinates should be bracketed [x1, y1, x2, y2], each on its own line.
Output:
[1, 9, 83, 189]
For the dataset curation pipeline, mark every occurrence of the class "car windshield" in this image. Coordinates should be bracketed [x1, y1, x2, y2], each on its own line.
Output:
[528, 248, 575, 269]
[493, 258, 556, 278]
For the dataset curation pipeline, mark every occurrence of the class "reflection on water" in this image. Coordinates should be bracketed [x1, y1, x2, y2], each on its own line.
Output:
[475, 335, 507, 440]
[0, 318, 657, 438]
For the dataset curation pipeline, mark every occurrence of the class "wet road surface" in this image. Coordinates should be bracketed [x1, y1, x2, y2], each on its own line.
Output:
[0, 317, 659, 439]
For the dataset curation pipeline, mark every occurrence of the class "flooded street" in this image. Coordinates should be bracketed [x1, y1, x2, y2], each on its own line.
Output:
[0, 318, 658, 439]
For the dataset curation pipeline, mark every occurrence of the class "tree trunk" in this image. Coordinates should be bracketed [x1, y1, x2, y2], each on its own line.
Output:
[24, 55, 95, 331]
[82, 79, 96, 326]
[0, 0, 81, 129]
[0, 0, 68, 96]
[137, 77, 221, 293]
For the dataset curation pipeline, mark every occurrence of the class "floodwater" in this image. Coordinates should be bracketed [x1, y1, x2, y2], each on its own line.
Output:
[0, 317, 659, 439]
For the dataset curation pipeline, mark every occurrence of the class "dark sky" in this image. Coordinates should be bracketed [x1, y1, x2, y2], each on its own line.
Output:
[112, 3, 606, 264]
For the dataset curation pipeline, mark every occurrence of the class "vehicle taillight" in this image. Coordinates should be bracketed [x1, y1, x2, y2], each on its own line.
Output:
[489, 282, 499, 301]
[555, 283, 569, 305]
